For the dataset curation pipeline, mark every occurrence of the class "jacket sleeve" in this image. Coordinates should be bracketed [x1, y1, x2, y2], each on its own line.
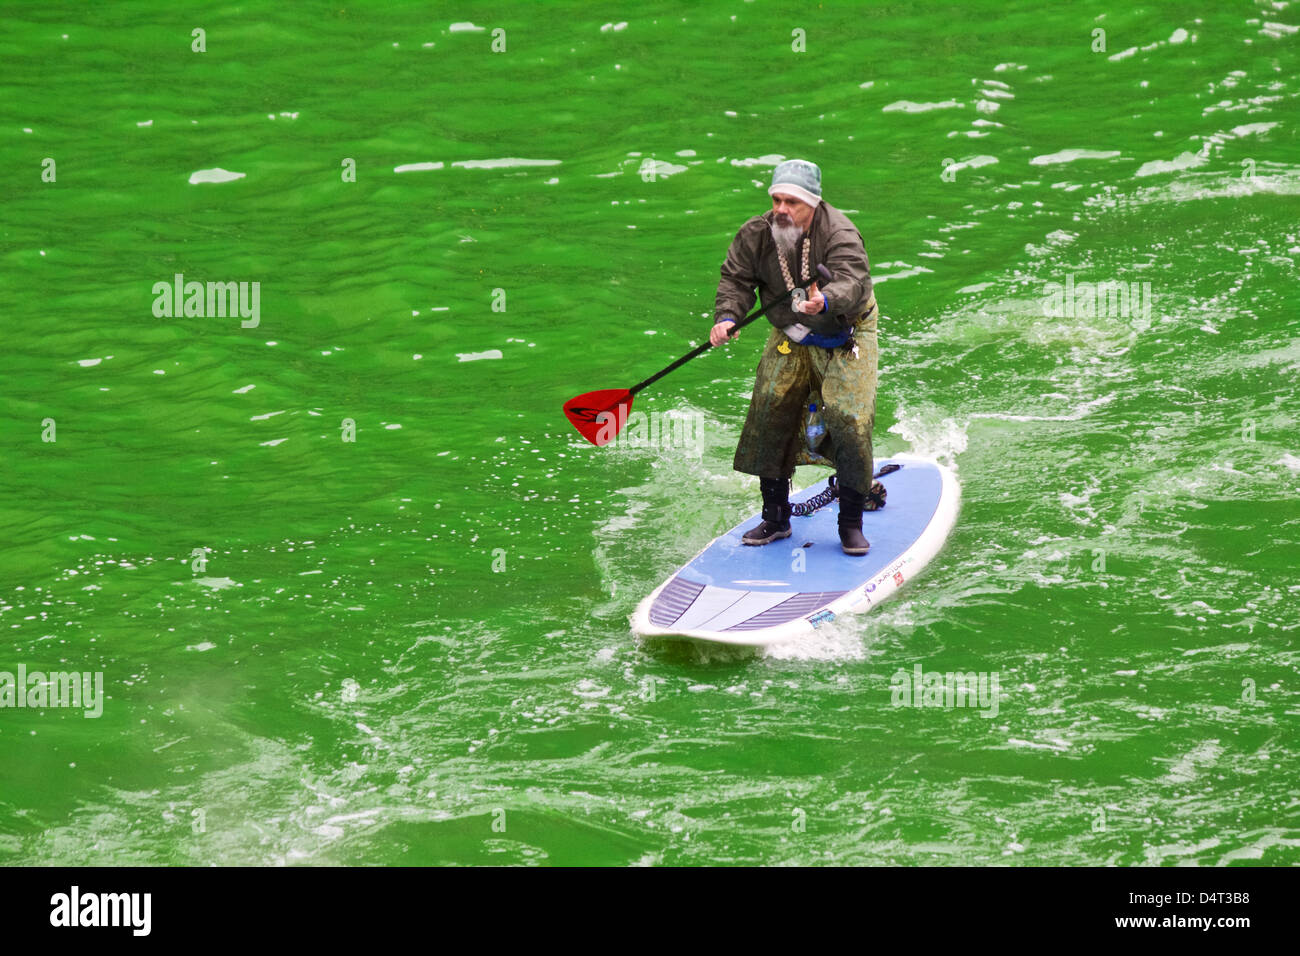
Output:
[714, 223, 759, 323]
[819, 226, 872, 318]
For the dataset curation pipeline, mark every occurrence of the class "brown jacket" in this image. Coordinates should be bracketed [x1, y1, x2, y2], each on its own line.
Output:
[714, 201, 874, 337]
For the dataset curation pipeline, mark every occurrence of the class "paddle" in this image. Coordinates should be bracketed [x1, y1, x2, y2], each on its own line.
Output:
[564, 263, 833, 445]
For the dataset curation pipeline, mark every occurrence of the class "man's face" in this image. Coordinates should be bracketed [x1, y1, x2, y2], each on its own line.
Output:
[771, 193, 815, 231]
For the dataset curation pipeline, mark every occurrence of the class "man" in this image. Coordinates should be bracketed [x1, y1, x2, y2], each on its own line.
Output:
[709, 159, 881, 555]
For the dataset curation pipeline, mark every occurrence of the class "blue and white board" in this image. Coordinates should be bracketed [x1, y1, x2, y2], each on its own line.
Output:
[631, 455, 960, 647]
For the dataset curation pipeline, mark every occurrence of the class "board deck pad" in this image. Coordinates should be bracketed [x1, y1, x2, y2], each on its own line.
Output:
[632, 457, 958, 646]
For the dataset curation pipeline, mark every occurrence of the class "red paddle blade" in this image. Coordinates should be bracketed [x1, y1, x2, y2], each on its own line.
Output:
[563, 389, 633, 446]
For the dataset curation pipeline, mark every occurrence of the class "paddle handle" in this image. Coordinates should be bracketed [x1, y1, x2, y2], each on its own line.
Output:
[627, 263, 831, 397]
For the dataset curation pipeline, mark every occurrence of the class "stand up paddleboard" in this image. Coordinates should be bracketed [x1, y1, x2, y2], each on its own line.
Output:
[631, 455, 959, 647]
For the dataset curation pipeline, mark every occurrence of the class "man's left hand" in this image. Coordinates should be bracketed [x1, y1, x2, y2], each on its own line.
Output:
[796, 282, 826, 315]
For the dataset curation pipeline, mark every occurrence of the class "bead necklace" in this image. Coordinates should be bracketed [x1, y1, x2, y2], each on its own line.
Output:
[771, 224, 811, 291]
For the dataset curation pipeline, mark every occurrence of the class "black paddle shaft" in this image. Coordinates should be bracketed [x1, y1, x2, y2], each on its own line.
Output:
[627, 263, 833, 397]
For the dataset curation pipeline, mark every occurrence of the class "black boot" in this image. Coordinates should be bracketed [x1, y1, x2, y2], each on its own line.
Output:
[742, 477, 792, 546]
[837, 484, 871, 555]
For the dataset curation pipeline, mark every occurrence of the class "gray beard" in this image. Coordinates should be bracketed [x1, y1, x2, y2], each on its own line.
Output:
[771, 219, 803, 261]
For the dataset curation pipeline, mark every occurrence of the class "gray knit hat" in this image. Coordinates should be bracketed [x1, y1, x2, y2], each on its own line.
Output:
[768, 159, 822, 207]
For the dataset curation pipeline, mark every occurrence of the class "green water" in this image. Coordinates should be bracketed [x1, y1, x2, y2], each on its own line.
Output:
[1, 1, 1297, 865]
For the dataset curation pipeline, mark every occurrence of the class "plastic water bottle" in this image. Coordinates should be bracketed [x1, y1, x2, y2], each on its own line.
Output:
[806, 403, 826, 454]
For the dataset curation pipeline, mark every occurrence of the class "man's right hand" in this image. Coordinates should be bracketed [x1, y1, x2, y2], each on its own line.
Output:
[710, 319, 737, 347]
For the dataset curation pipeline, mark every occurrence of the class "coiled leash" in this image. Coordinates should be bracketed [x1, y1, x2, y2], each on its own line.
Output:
[790, 463, 899, 517]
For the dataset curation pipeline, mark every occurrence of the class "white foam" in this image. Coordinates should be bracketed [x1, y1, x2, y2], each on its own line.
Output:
[637, 159, 688, 177]
[882, 99, 963, 113]
[188, 168, 245, 184]
[194, 577, 237, 589]
[394, 162, 444, 173]
[762, 617, 868, 661]
[1261, 21, 1299, 37]
[1135, 151, 1206, 177]
[873, 263, 935, 283]
[1007, 737, 1071, 752]
[970, 393, 1117, 423]
[1164, 740, 1223, 783]
[1230, 121, 1278, 137]
[452, 158, 560, 169]
[888, 407, 969, 462]
[945, 155, 999, 176]
[1103, 167, 1300, 207]
[1030, 149, 1121, 166]
[729, 154, 786, 167]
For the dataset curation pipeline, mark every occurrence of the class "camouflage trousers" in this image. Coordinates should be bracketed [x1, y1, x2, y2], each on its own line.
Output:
[733, 300, 879, 495]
